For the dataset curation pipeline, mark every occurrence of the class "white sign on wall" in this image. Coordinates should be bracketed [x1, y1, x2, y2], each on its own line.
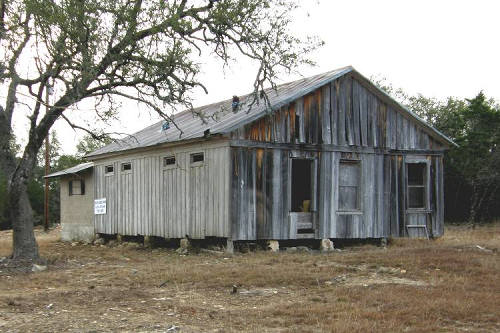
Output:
[94, 198, 107, 215]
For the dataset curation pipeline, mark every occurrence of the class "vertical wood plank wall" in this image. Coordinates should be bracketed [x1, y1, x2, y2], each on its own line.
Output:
[93, 73, 447, 241]
[229, 74, 447, 240]
[94, 143, 231, 239]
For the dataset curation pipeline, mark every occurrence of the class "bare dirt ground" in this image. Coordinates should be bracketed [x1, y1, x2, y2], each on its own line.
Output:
[0, 224, 499, 333]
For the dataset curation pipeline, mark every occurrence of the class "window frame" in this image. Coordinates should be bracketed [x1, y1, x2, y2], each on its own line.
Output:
[104, 164, 114, 176]
[121, 162, 132, 173]
[337, 159, 362, 214]
[69, 178, 85, 196]
[190, 152, 205, 167]
[163, 155, 177, 169]
[405, 157, 430, 211]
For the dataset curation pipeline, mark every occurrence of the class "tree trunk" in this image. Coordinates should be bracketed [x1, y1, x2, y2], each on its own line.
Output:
[0, 114, 16, 230]
[468, 181, 479, 229]
[1, 106, 39, 260]
[7, 153, 40, 260]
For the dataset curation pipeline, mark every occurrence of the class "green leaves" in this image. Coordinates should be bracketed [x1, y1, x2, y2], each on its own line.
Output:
[75, 134, 112, 158]
[375, 78, 500, 222]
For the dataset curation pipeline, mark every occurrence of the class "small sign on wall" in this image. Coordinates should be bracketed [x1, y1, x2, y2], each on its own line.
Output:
[94, 198, 107, 215]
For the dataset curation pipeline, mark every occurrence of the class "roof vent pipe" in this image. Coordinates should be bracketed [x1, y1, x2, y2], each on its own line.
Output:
[232, 95, 240, 112]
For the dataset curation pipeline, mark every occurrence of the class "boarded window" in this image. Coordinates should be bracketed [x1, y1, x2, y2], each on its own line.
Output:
[121, 162, 132, 171]
[407, 163, 426, 209]
[163, 156, 176, 167]
[338, 160, 360, 211]
[190, 152, 204, 164]
[69, 179, 85, 196]
[105, 165, 114, 174]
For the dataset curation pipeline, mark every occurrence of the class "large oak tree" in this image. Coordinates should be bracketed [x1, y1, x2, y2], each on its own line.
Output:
[0, 0, 320, 261]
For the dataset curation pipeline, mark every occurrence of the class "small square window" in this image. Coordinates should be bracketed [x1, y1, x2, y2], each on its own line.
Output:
[163, 156, 176, 167]
[69, 179, 85, 196]
[190, 152, 204, 164]
[105, 165, 114, 174]
[121, 162, 132, 171]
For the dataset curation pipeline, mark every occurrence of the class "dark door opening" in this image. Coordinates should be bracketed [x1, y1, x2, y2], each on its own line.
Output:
[291, 159, 312, 212]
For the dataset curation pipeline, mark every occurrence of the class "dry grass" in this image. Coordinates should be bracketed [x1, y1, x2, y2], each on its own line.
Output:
[0, 224, 499, 332]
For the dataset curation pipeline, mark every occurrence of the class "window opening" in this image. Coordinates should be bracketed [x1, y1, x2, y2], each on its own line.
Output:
[121, 162, 132, 171]
[338, 160, 361, 211]
[69, 179, 85, 196]
[291, 159, 312, 213]
[105, 165, 114, 174]
[190, 152, 204, 164]
[407, 163, 426, 209]
[164, 156, 176, 166]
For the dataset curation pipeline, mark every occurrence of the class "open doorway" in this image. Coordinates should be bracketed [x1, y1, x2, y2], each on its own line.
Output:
[291, 159, 312, 212]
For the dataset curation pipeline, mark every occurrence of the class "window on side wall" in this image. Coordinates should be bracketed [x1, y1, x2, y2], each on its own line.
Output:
[338, 160, 361, 211]
[105, 165, 114, 175]
[69, 179, 85, 196]
[163, 155, 176, 167]
[121, 162, 132, 172]
[407, 162, 427, 209]
[190, 152, 204, 165]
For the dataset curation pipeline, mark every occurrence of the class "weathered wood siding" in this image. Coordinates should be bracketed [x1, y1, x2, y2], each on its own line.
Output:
[93, 73, 447, 241]
[94, 141, 231, 239]
[229, 147, 444, 240]
[231, 148, 321, 240]
[231, 74, 445, 151]
[317, 152, 387, 239]
[229, 73, 447, 240]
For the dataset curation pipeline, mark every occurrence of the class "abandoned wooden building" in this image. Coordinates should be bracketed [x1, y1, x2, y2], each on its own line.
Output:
[46, 66, 455, 245]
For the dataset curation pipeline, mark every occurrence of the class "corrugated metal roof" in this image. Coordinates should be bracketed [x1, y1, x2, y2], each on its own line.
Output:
[44, 162, 94, 178]
[86, 66, 455, 158]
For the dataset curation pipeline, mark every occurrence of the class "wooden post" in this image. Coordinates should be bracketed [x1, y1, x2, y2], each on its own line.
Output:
[226, 238, 234, 254]
[44, 86, 50, 232]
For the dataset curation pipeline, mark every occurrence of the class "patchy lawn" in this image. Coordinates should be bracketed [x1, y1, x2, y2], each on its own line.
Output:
[0, 224, 499, 332]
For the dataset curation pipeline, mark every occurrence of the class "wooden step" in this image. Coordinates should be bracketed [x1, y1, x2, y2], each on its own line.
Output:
[296, 233, 315, 239]
[297, 222, 313, 230]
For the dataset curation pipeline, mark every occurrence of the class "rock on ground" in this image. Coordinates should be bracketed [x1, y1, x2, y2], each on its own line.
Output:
[320, 239, 334, 252]
[267, 240, 279, 252]
[32, 264, 47, 272]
